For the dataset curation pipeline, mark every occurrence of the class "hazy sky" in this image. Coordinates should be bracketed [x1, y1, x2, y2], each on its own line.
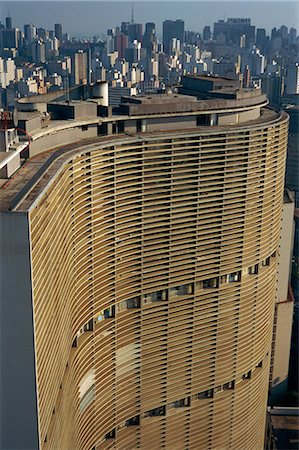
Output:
[0, 1, 298, 38]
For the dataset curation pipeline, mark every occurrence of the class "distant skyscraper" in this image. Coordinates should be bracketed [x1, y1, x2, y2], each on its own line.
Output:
[163, 19, 185, 55]
[0, 27, 19, 49]
[107, 29, 115, 54]
[261, 73, 284, 107]
[124, 40, 144, 64]
[121, 21, 130, 35]
[289, 27, 297, 45]
[286, 63, 299, 95]
[37, 27, 47, 40]
[114, 28, 128, 60]
[127, 23, 143, 44]
[54, 23, 63, 43]
[31, 40, 46, 64]
[72, 50, 88, 85]
[143, 22, 156, 55]
[271, 27, 280, 42]
[251, 49, 265, 75]
[24, 23, 37, 43]
[280, 25, 288, 41]
[5, 16, 12, 29]
[243, 64, 251, 87]
[203, 26, 211, 41]
[213, 18, 255, 47]
[256, 28, 266, 47]
[184, 30, 201, 46]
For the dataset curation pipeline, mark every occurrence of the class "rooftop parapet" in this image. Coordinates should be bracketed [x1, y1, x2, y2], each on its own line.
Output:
[180, 74, 262, 100]
[117, 89, 267, 116]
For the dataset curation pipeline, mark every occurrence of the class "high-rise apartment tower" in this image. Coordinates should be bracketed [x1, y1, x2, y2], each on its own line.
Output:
[162, 19, 185, 54]
[0, 76, 289, 450]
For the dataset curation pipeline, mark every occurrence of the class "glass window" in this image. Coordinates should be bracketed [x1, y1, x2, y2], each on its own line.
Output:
[228, 272, 241, 282]
[242, 370, 252, 380]
[104, 305, 115, 319]
[223, 381, 235, 390]
[104, 429, 116, 440]
[125, 416, 140, 426]
[127, 297, 141, 309]
[83, 319, 93, 332]
[197, 389, 214, 399]
[248, 264, 258, 275]
[178, 284, 194, 295]
[169, 397, 190, 408]
[144, 406, 165, 417]
[203, 278, 219, 289]
[262, 257, 270, 267]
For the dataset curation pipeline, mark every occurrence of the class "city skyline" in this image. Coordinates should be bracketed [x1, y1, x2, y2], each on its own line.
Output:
[1, 1, 298, 38]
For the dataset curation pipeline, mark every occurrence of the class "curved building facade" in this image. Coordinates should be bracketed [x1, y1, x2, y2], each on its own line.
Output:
[0, 80, 288, 450]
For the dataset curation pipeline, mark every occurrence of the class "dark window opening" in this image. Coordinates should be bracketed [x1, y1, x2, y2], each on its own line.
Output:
[104, 306, 115, 319]
[203, 278, 219, 289]
[257, 360, 263, 368]
[144, 406, 166, 417]
[81, 125, 89, 131]
[178, 283, 194, 295]
[242, 370, 252, 380]
[197, 115, 210, 126]
[136, 119, 142, 133]
[127, 297, 141, 309]
[248, 264, 259, 275]
[98, 123, 108, 136]
[170, 286, 180, 295]
[72, 337, 77, 348]
[118, 121, 125, 133]
[153, 290, 168, 301]
[112, 123, 117, 134]
[170, 397, 190, 408]
[104, 429, 116, 440]
[197, 389, 214, 399]
[20, 145, 29, 159]
[84, 319, 94, 332]
[125, 415, 140, 426]
[119, 297, 141, 311]
[228, 271, 241, 282]
[262, 257, 270, 267]
[223, 381, 235, 390]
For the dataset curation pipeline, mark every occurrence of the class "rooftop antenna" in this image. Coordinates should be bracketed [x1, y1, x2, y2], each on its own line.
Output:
[131, 1, 134, 24]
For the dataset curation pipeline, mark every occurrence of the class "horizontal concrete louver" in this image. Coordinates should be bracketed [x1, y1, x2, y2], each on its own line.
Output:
[29, 114, 288, 449]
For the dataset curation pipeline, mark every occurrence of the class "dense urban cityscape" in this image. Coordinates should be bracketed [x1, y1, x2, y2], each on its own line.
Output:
[0, 12, 298, 106]
[0, 5, 298, 450]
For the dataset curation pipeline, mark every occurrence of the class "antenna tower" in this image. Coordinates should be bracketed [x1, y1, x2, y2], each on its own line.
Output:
[131, 1, 134, 24]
